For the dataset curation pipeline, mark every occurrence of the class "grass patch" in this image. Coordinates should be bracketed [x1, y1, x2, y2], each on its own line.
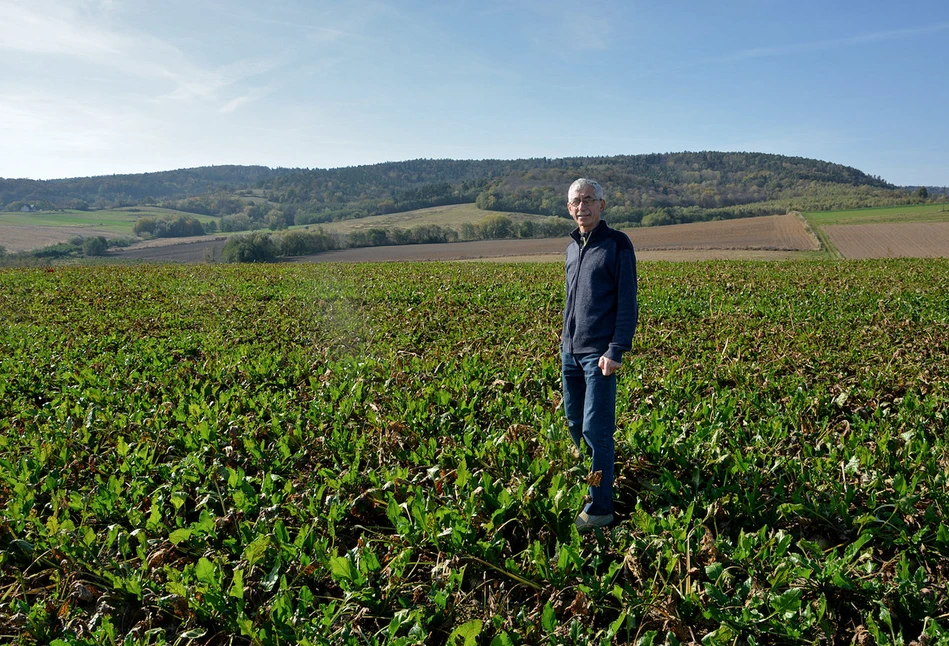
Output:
[0, 207, 220, 235]
[310, 202, 564, 234]
[801, 203, 949, 257]
[803, 202, 949, 227]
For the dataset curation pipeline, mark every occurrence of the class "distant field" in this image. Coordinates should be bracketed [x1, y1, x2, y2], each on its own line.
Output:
[0, 206, 217, 230]
[0, 207, 220, 252]
[824, 223, 949, 259]
[624, 212, 818, 253]
[0, 225, 128, 254]
[803, 203, 949, 226]
[331, 202, 949, 239]
[0, 204, 543, 254]
[803, 203, 949, 259]
[9, 202, 949, 261]
[309, 203, 554, 234]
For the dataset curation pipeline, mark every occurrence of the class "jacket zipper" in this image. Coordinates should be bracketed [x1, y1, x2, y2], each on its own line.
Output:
[566, 236, 587, 351]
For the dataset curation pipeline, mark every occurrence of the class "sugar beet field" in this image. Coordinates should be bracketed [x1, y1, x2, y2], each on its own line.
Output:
[2, 260, 949, 645]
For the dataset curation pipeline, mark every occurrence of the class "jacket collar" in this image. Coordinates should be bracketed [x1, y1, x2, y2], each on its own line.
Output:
[570, 220, 608, 245]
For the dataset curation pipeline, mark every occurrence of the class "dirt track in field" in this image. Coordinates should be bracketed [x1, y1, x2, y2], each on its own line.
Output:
[824, 223, 949, 259]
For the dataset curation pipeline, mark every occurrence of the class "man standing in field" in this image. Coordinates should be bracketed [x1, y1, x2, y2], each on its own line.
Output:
[561, 178, 638, 532]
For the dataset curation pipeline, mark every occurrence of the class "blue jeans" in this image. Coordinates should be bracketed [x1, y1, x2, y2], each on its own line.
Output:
[561, 351, 617, 516]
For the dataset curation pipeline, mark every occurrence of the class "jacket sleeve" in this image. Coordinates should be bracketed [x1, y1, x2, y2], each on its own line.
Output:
[605, 243, 638, 363]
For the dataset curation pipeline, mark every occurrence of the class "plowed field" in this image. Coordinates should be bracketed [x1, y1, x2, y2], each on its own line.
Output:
[824, 223, 949, 258]
[0, 225, 123, 252]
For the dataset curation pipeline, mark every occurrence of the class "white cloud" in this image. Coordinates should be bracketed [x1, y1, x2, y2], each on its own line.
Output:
[0, 0, 278, 111]
[219, 86, 275, 114]
[721, 22, 949, 63]
[0, 1, 156, 63]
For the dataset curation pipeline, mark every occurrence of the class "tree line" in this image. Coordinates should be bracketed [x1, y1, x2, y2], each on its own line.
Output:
[218, 213, 579, 262]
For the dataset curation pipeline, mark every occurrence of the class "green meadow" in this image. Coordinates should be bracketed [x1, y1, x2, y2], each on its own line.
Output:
[802, 203, 949, 228]
[310, 204, 555, 235]
[0, 207, 220, 235]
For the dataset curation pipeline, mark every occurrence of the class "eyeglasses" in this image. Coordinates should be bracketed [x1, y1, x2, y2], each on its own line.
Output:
[568, 196, 598, 207]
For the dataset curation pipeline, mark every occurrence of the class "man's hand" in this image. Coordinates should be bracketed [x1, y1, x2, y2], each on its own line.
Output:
[598, 356, 620, 377]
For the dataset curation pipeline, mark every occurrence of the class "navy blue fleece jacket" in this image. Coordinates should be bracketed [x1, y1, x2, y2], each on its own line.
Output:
[561, 220, 638, 363]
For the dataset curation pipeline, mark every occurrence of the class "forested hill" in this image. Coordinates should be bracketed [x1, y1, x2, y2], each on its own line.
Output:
[1, 152, 922, 228]
[0, 165, 282, 212]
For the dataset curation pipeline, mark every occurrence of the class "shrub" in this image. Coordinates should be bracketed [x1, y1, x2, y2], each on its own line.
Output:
[273, 229, 338, 256]
[478, 214, 514, 239]
[642, 208, 675, 227]
[33, 241, 82, 259]
[220, 213, 254, 232]
[408, 224, 458, 244]
[221, 232, 277, 263]
[534, 216, 575, 238]
[133, 215, 206, 238]
[132, 217, 158, 237]
[82, 236, 108, 256]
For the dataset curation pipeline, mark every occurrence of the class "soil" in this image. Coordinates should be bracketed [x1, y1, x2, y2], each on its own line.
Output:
[0, 225, 124, 253]
[823, 223, 949, 259]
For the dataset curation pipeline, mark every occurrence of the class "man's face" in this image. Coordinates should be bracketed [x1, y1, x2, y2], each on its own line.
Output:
[567, 186, 605, 233]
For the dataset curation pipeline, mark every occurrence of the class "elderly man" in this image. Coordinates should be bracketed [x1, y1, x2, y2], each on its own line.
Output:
[561, 178, 638, 532]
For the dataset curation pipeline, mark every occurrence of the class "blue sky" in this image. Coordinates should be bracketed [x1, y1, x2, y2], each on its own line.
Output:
[1, 0, 946, 185]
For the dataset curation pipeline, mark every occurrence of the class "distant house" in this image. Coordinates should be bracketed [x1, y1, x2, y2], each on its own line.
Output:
[20, 204, 36, 212]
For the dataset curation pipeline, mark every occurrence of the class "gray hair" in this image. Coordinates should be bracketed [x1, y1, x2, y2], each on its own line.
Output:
[568, 178, 604, 201]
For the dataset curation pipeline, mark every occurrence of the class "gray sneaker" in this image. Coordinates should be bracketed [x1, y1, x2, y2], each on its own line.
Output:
[575, 511, 614, 532]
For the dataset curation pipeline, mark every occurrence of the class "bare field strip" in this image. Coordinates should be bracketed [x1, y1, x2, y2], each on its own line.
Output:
[459, 249, 805, 263]
[0, 225, 125, 253]
[824, 222, 949, 259]
[121, 234, 227, 250]
[299, 244, 807, 264]
[625, 213, 818, 251]
[112, 239, 225, 262]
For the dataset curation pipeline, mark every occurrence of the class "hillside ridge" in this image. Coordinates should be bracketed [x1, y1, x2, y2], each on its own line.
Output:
[1, 152, 923, 230]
